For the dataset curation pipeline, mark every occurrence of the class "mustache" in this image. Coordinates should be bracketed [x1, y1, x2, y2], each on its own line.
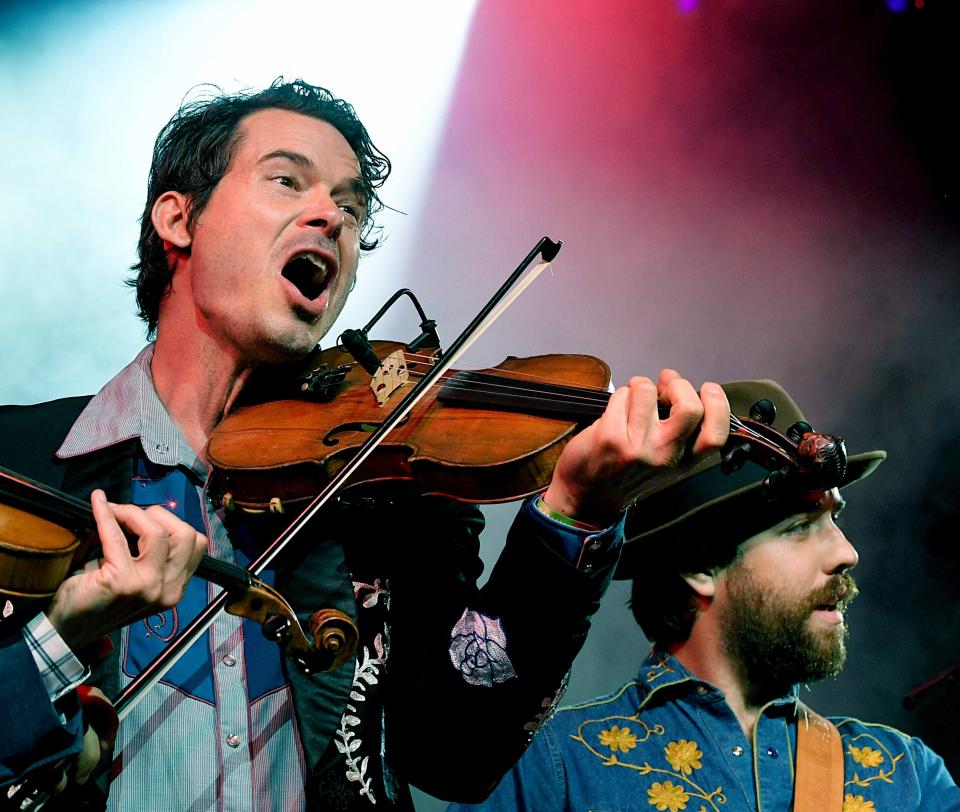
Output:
[807, 573, 859, 612]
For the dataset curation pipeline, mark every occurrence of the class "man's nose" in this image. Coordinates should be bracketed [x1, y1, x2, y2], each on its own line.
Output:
[298, 193, 343, 240]
[826, 525, 859, 574]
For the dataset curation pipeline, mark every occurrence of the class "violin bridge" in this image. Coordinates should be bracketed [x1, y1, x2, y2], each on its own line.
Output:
[370, 350, 409, 406]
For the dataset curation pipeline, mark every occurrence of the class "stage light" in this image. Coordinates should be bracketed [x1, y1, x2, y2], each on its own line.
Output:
[0, 0, 479, 403]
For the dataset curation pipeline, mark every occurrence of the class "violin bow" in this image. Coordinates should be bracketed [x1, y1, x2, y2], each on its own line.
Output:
[111, 236, 563, 719]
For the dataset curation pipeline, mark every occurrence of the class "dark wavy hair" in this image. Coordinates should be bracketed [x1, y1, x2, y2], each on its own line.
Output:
[128, 78, 391, 336]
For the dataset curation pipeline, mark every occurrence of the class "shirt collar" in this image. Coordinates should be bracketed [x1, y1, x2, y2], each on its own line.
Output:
[636, 648, 799, 711]
[56, 344, 205, 477]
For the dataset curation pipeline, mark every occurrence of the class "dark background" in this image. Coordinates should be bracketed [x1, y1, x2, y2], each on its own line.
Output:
[414, 0, 960, 799]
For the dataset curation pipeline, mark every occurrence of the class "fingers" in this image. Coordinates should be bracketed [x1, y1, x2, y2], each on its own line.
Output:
[594, 370, 722, 464]
[73, 726, 102, 785]
[622, 376, 659, 439]
[547, 369, 730, 520]
[654, 371, 730, 457]
[90, 489, 137, 580]
[655, 370, 704, 452]
[116, 502, 206, 607]
[143, 505, 207, 605]
[51, 495, 204, 647]
[188, 531, 209, 575]
[692, 381, 730, 455]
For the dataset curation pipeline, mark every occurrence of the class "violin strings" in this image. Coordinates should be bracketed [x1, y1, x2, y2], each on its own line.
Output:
[323, 353, 614, 408]
[403, 358, 779, 440]
[330, 356, 604, 399]
[325, 354, 755, 435]
[403, 369, 612, 409]
[389, 351, 616, 394]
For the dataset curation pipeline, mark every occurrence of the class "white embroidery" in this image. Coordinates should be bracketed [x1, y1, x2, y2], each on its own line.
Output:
[335, 638, 383, 804]
[449, 608, 517, 687]
[524, 672, 570, 735]
[353, 578, 389, 609]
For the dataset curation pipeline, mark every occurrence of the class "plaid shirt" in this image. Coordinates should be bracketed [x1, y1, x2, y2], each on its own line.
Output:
[21, 612, 88, 705]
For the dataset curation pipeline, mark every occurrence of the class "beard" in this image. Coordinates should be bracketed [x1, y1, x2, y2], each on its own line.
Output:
[720, 562, 859, 701]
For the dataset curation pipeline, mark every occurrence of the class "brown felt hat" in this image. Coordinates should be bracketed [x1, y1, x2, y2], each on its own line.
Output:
[615, 380, 886, 579]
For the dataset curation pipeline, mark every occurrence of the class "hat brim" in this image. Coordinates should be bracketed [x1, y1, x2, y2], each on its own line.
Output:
[615, 449, 886, 579]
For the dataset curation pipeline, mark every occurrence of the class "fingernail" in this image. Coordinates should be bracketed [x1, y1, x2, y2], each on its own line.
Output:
[93, 489, 107, 503]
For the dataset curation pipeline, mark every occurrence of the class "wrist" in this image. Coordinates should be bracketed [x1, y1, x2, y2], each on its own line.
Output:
[538, 488, 613, 530]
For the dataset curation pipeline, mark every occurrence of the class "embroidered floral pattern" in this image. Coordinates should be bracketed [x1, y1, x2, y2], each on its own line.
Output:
[335, 639, 383, 804]
[849, 745, 884, 768]
[843, 794, 877, 811]
[843, 732, 903, 791]
[665, 740, 703, 775]
[600, 725, 639, 753]
[574, 719, 725, 812]
[647, 780, 690, 811]
[448, 608, 516, 687]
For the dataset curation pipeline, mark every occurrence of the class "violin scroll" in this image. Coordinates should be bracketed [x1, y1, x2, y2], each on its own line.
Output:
[725, 398, 849, 500]
[225, 582, 357, 674]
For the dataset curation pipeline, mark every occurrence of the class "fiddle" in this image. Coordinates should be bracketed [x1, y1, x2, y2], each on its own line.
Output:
[206, 340, 849, 514]
[0, 466, 357, 675]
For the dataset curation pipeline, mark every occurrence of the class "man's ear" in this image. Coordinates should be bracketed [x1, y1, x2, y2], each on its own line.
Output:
[152, 192, 192, 249]
[681, 570, 717, 599]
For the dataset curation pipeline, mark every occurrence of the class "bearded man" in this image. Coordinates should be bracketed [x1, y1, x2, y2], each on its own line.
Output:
[450, 380, 960, 812]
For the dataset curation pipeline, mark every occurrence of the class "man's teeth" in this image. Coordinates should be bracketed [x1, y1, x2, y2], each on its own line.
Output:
[303, 253, 328, 280]
[282, 253, 333, 301]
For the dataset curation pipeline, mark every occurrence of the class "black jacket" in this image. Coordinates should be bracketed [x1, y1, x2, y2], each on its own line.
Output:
[0, 395, 618, 809]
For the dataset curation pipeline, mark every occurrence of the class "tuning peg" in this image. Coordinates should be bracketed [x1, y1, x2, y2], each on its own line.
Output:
[749, 399, 777, 425]
[786, 421, 813, 444]
[720, 442, 751, 474]
[261, 613, 292, 644]
[761, 469, 787, 500]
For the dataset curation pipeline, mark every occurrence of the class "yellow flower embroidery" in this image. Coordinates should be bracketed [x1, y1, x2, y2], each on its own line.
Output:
[843, 794, 876, 811]
[664, 739, 703, 775]
[849, 745, 885, 768]
[647, 780, 689, 811]
[599, 724, 638, 753]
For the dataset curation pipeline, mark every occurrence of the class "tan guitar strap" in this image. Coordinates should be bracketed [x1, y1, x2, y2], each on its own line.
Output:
[793, 701, 844, 812]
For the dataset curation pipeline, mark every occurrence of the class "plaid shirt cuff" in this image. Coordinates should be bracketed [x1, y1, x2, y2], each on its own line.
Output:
[22, 613, 90, 702]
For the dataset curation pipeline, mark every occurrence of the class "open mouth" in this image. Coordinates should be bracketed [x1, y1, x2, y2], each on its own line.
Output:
[281, 252, 332, 301]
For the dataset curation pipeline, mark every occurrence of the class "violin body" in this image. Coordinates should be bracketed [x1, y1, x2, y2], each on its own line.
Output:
[207, 341, 612, 512]
[0, 469, 99, 599]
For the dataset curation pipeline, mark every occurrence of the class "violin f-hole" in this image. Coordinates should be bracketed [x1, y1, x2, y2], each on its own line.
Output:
[322, 412, 412, 447]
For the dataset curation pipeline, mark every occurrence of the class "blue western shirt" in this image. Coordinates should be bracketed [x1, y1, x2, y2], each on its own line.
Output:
[451, 649, 960, 812]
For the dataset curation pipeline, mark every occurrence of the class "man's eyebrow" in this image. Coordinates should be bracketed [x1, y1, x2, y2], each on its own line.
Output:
[344, 177, 368, 203]
[258, 149, 312, 168]
[258, 151, 365, 196]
